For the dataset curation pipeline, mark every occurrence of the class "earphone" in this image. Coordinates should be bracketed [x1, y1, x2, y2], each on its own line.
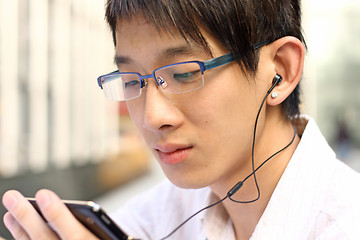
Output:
[160, 74, 296, 240]
[267, 74, 283, 94]
[269, 74, 282, 99]
[273, 74, 283, 85]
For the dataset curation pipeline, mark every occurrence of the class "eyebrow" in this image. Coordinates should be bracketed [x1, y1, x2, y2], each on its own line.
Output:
[160, 44, 203, 58]
[113, 44, 206, 66]
[114, 55, 131, 65]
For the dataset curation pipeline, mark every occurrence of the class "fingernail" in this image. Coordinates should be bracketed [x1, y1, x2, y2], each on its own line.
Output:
[36, 190, 50, 207]
[3, 212, 16, 230]
[3, 191, 18, 211]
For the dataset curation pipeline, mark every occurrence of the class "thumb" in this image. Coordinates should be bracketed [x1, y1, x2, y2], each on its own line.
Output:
[35, 189, 99, 240]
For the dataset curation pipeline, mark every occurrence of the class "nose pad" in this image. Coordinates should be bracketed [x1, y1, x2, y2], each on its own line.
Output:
[157, 76, 168, 89]
[141, 79, 148, 88]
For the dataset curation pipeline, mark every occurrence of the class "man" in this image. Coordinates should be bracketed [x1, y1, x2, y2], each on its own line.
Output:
[3, 0, 360, 239]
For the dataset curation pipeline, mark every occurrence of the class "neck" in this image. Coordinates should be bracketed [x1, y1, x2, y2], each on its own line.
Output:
[210, 111, 300, 239]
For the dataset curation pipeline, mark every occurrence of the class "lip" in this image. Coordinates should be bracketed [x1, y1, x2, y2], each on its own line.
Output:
[155, 144, 193, 165]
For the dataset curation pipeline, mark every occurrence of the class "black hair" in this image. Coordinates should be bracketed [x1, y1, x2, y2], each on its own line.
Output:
[105, 0, 305, 118]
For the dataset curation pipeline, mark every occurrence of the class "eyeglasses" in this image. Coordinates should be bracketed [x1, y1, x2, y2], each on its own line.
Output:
[97, 41, 269, 101]
[97, 53, 236, 101]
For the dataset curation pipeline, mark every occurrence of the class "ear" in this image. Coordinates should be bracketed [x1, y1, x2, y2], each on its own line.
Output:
[266, 36, 305, 106]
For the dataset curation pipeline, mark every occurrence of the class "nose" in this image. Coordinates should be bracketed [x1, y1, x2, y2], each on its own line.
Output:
[142, 81, 183, 133]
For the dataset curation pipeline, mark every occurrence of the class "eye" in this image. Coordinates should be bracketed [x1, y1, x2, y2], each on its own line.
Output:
[173, 70, 201, 82]
[124, 80, 140, 88]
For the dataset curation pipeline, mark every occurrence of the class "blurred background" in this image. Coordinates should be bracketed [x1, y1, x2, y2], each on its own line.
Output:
[0, 0, 359, 238]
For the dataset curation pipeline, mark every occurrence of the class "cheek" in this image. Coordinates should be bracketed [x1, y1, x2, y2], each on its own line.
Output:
[188, 73, 255, 130]
[126, 100, 144, 132]
[186, 71, 259, 154]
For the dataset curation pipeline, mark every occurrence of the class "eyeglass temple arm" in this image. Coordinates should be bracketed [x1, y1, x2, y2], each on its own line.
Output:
[203, 53, 235, 71]
[203, 40, 270, 71]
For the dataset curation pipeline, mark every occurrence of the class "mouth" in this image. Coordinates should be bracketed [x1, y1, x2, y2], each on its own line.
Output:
[156, 145, 193, 165]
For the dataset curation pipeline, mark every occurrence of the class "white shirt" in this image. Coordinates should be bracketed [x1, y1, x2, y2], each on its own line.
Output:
[111, 117, 360, 239]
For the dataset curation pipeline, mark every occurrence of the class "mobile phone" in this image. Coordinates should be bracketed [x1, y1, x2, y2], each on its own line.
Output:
[27, 198, 138, 240]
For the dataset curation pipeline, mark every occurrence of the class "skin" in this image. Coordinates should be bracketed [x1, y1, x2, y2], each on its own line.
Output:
[2, 16, 305, 240]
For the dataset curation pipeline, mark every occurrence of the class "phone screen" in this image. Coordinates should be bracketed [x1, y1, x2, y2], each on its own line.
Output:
[27, 198, 135, 240]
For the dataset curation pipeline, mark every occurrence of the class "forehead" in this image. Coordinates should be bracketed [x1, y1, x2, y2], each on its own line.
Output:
[114, 16, 226, 61]
[116, 17, 177, 45]
[114, 19, 196, 64]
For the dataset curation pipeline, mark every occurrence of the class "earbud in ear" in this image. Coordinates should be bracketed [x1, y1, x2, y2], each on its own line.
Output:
[267, 74, 283, 94]
[272, 74, 283, 86]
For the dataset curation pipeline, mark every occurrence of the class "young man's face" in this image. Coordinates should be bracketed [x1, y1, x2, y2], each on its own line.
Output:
[115, 17, 270, 190]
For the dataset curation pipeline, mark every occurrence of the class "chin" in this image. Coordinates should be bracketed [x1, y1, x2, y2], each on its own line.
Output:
[163, 170, 215, 190]
[157, 156, 219, 189]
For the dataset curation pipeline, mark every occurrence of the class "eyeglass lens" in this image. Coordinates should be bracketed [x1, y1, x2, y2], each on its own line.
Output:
[101, 62, 204, 101]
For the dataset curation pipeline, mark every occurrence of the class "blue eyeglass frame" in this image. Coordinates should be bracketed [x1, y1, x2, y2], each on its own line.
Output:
[97, 40, 269, 90]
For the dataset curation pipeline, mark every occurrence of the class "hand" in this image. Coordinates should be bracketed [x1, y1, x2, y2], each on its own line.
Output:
[2, 189, 99, 240]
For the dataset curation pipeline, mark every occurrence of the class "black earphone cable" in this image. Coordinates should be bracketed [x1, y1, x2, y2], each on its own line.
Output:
[159, 195, 228, 240]
[228, 125, 297, 203]
[159, 78, 296, 240]
[228, 77, 297, 203]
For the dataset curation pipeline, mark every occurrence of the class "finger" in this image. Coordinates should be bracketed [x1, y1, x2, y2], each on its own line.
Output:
[3, 211, 30, 240]
[35, 189, 99, 240]
[2, 190, 59, 240]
